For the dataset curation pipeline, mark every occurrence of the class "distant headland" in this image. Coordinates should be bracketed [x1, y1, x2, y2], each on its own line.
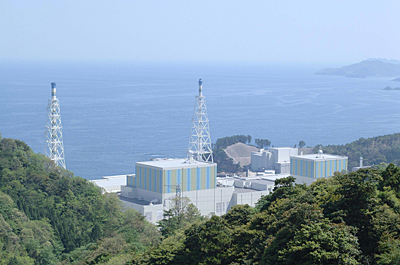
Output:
[316, 58, 400, 78]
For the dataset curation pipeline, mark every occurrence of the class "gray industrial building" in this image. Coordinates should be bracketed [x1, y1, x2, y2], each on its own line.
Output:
[113, 158, 276, 223]
[290, 150, 348, 185]
[251, 147, 298, 174]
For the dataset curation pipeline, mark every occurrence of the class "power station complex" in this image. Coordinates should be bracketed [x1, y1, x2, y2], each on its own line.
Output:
[45, 79, 348, 223]
[111, 80, 348, 223]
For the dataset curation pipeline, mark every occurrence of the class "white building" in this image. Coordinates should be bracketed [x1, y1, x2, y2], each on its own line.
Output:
[290, 150, 348, 185]
[91, 175, 129, 193]
[251, 147, 298, 174]
[117, 158, 275, 223]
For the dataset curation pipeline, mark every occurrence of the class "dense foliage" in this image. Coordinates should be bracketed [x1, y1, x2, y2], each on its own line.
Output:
[0, 136, 159, 264]
[135, 167, 400, 265]
[4, 132, 400, 264]
[214, 135, 252, 149]
[319, 133, 400, 170]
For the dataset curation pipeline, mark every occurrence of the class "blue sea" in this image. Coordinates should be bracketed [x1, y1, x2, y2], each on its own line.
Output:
[1, 61, 400, 180]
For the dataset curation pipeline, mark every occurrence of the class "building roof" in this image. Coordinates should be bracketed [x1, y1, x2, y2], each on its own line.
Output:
[233, 187, 264, 194]
[291, 153, 347, 161]
[136, 158, 216, 170]
[270, 147, 297, 150]
[118, 195, 152, 205]
[91, 175, 129, 189]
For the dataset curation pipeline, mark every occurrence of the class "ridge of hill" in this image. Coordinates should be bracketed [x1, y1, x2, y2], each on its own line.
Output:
[318, 133, 400, 169]
[316, 59, 400, 77]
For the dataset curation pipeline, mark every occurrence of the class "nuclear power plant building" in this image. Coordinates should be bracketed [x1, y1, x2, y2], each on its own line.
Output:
[290, 151, 348, 185]
[119, 158, 275, 223]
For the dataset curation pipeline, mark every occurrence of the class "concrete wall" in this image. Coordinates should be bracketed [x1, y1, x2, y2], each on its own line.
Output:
[121, 186, 163, 203]
[275, 162, 290, 174]
[251, 150, 273, 171]
[270, 148, 298, 164]
[162, 187, 234, 217]
[251, 148, 297, 172]
[120, 199, 164, 223]
[232, 190, 270, 208]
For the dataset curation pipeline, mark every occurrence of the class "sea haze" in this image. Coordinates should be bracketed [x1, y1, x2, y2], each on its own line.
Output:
[0, 61, 399, 179]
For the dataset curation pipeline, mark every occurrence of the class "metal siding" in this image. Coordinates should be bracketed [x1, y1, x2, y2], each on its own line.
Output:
[177, 169, 183, 186]
[144, 167, 147, 190]
[214, 166, 217, 188]
[201, 167, 206, 190]
[149, 168, 152, 191]
[197, 167, 201, 190]
[315, 162, 318, 178]
[139, 166, 142, 188]
[311, 161, 315, 178]
[304, 161, 310, 177]
[290, 158, 293, 174]
[167, 170, 171, 193]
[206, 167, 210, 189]
[300, 160, 303, 176]
[153, 169, 156, 192]
[154, 169, 158, 192]
[135, 166, 138, 187]
[159, 170, 163, 193]
[191, 168, 196, 191]
[171, 170, 177, 189]
[187, 169, 191, 191]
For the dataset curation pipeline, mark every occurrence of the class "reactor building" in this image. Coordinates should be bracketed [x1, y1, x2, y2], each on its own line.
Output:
[119, 80, 276, 223]
[290, 149, 348, 185]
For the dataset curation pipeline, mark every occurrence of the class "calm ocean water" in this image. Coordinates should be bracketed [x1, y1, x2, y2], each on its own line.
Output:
[1, 61, 400, 179]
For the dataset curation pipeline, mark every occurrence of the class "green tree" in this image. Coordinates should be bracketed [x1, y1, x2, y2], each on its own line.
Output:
[158, 196, 202, 238]
[223, 204, 253, 228]
[298, 140, 306, 148]
[379, 163, 400, 196]
[182, 216, 232, 265]
[255, 138, 271, 149]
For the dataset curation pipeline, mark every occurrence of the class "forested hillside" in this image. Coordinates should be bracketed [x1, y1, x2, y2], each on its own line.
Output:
[3, 132, 400, 264]
[319, 133, 400, 169]
[134, 168, 400, 265]
[0, 135, 159, 264]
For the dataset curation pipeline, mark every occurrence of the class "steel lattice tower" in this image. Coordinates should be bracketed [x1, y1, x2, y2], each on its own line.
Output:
[45, 82, 66, 169]
[188, 79, 213, 162]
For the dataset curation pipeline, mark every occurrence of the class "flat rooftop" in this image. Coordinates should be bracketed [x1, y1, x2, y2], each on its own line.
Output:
[91, 174, 129, 188]
[136, 158, 216, 169]
[291, 154, 347, 160]
[118, 195, 152, 206]
[234, 187, 264, 194]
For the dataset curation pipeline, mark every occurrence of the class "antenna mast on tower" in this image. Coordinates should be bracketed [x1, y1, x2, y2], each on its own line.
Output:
[188, 79, 213, 162]
[45, 82, 66, 169]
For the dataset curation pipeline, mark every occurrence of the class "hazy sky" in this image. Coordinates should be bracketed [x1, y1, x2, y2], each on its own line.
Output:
[1, 1, 399, 63]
